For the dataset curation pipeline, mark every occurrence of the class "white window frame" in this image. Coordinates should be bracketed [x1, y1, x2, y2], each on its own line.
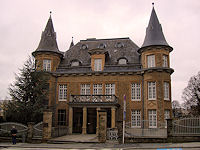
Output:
[148, 82, 156, 100]
[131, 110, 141, 128]
[105, 83, 115, 99]
[80, 84, 90, 95]
[162, 55, 168, 67]
[149, 110, 157, 128]
[94, 59, 102, 71]
[147, 55, 155, 68]
[131, 83, 141, 101]
[43, 59, 51, 71]
[59, 85, 67, 101]
[164, 110, 170, 128]
[164, 82, 170, 100]
[93, 84, 102, 95]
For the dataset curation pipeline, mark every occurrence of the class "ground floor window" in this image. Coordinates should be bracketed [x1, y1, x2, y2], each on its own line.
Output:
[58, 109, 66, 125]
[148, 110, 157, 128]
[131, 110, 141, 128]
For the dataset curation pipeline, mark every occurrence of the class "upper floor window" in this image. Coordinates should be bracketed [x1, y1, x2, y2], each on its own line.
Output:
[80, 84, 90, 95]
[164, 82, 170, 100]
[59, 84, 67, 101]
[163, 55, 168, 67]
[131, 83, 141, 101]
[81, 44, 88, 50]
[149, 110, 157, 128]
[147, 55, 155, 68]
[43, 59, 51, 71]
[148, 82, 156, 100]
[94, 59, 102, 71]
[105, 84, 115, 99]
[131, 110, 141, 128]
[93, 84, 102, 95]
[118, 58, 127, 65]
[98, 43, 106, 49]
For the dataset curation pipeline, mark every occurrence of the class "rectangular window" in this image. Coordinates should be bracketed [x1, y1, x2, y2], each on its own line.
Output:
[131, 110, 141, 128]
[163, 55, 168, 67]
[43, 59, 51, 71]
[105, 83, 115, 99]
[164, 82, 170, 100]
[148, 82, 156, 100]
[131, 83, 141, 101]
[93, 84, 102, 95]
[59, 85, 67, 101]
[149, 110, 157, 128]
[94, 59, 102, 71]
[80, 84, 90, 95]
[147, 55, 155, 68]
[58, 109, 66, 125]
[164, 110, 170, 128]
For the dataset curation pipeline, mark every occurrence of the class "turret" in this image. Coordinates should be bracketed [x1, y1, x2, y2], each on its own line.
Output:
[32, 12, 63, 72]
[138, 4, 173, 128]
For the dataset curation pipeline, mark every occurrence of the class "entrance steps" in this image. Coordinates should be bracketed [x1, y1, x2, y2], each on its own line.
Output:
[47, 134, 99, 144]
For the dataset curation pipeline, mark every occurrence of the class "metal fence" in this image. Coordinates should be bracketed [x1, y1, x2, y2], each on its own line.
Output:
[172, 117, 200, 136]
[125, 120, 167, 138]
[107, 128, 118, 140]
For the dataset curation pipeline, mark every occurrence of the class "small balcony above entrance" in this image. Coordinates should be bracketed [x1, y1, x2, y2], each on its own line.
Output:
[69, 95, 119, 106]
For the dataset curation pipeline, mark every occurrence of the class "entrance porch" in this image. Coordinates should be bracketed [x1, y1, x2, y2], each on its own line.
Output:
[68, 95, 119, 134]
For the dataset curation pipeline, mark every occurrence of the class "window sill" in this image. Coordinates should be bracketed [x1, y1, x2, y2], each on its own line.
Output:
[131, 100, 141, 101]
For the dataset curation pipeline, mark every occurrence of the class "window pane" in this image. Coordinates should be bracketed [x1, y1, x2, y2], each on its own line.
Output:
[131, 83, 141, 100]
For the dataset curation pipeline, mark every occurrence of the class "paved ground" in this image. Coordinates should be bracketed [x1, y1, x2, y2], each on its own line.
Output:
[1, 142, 200, 150]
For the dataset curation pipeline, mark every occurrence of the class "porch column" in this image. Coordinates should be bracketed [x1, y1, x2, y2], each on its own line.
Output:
[111, 107, 116, 128]
[82, 106, 87, 134]
[69, 106, 73, 134]
[96, 107, 101, 135]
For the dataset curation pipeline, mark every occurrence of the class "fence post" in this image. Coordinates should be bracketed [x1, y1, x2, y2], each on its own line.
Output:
[27, 122, 34, 143]
[167, 118, 173, 141]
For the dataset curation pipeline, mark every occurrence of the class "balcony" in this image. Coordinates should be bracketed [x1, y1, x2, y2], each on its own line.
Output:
[69, 95, 119, 106]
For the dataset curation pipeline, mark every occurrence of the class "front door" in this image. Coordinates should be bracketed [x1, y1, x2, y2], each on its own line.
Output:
[73, 107, 83, 133]
[87, 108, 97, 134]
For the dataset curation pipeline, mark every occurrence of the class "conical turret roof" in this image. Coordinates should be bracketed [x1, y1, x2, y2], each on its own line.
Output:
[33, 13, 63, 57]
[141, 6, 169, 48]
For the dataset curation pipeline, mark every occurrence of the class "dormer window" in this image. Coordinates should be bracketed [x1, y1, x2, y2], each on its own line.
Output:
[118, 58, 127, 65]
[71, 61, 79, 67]
[94, 58, 102, 71]
[98, 43, 106, 49]
[43, 59, 51, 71]
[81, 44, 88, 50]
[116, 42, 124, 48]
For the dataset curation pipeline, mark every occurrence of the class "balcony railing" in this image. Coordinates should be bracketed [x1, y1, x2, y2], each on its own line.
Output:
[69, 95, 118, 104]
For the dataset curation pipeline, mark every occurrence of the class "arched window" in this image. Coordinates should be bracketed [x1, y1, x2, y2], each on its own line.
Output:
[118, 58, 127, 65]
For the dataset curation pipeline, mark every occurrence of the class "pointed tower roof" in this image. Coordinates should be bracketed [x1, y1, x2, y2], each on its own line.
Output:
[33, 12, 63, 57]
[140, 5, 170, 49]
[69, 37, 74, 49]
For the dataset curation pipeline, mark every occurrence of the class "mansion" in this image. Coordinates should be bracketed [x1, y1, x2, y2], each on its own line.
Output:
[32, 6, 173, 134]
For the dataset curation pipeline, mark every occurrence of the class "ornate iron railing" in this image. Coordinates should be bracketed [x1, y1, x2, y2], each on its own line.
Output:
[69, 95, 118, 104]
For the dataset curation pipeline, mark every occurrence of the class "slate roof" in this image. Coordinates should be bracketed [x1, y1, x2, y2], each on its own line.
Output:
[33, 14, 63, 57]
[56, 38, 141, 73]
[141, 7, 169, 49]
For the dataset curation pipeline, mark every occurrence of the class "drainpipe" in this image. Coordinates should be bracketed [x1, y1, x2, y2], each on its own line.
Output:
[141, 73, 144, 129]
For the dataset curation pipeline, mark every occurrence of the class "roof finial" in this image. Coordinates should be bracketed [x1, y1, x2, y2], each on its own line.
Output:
[152, 2, 154, 7]
[49, 11, 52, 19]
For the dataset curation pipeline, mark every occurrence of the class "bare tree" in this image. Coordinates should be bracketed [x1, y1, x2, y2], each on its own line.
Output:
[182, 72, 200, 116]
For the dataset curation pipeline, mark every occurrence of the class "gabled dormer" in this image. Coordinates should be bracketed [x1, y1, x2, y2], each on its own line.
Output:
[88, 48, 108, 71]
[32, 12, 63, 72]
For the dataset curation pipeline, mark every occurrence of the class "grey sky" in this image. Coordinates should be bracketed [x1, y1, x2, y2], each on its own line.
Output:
[0, 0, 200, 103]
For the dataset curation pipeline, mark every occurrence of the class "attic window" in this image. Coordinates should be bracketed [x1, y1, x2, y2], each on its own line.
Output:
[98, 43, 106, 49]
[81, 44, 88, 50]
[118, 58, 127, 65]
[116, 42, 124, 48]
[71, 61, 79, 67]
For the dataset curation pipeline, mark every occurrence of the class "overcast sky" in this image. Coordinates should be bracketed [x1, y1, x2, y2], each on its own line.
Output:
[0, 0, 200, 103]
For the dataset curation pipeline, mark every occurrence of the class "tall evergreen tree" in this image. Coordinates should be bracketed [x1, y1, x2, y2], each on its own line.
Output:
[5, 57, 49, 124]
